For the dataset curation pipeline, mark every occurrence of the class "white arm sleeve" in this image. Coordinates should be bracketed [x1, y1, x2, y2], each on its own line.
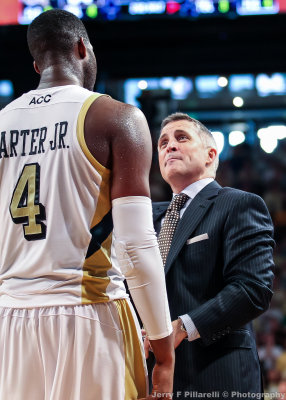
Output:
[112, 196, 173, 340]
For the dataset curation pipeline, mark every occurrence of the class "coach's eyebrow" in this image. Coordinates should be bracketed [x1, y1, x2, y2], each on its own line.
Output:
[158, 133, 168, 145]
[174, 129, 191, 135]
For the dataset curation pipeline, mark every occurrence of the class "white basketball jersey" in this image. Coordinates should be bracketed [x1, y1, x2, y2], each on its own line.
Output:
[0, 85, 127, 307]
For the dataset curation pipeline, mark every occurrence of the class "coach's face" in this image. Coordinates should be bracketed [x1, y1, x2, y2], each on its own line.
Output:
[158, 120, 212, 193]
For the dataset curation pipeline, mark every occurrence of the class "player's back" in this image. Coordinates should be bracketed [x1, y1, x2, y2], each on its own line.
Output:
[0, 85, 126, 307]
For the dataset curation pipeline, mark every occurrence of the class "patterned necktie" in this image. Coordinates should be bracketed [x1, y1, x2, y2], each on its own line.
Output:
[158, 193, 189, 265]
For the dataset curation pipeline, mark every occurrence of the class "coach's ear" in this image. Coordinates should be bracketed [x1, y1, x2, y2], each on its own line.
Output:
[33, 61, 40, 74]
[206, 147, 217, 168]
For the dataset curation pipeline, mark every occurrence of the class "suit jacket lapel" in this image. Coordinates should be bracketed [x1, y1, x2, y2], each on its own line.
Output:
[164, 181, 222, 274]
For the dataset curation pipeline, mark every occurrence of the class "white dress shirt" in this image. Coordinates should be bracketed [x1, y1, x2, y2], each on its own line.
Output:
[162, 178, 214, 341]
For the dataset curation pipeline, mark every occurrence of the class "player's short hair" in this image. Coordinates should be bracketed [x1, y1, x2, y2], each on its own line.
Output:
[160, 112, 219, 172]
[27, 9, 90, 65]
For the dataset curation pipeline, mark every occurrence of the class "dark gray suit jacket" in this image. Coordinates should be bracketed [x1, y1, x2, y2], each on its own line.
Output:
[152, 181, 274, 397]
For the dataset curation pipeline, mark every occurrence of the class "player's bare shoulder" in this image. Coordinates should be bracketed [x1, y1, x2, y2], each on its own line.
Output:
[86, 96, 148, 137]
[84, 95, 151, 169]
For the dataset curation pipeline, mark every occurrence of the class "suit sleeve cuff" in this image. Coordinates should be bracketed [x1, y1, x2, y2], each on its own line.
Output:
[179, 314, 200, 342]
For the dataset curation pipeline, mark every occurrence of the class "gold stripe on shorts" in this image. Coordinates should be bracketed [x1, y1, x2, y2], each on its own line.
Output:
[115, 299, 147, 400]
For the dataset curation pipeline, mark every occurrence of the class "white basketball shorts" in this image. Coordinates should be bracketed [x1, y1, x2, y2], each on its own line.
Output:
[0, 298, 148, 400]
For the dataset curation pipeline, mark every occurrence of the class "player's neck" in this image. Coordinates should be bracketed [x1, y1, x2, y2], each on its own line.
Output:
[37, 64, 82, 89]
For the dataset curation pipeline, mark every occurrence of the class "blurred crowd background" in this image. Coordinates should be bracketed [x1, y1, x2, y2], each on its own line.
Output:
[1, 0, 286, 393]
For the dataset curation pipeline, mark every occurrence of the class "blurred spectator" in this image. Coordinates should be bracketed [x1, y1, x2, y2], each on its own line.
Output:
[278, 379, 286, 397]
[258, 333, 283, 373]
[265, 369, 281, 395]
[276, 338, 286, 378]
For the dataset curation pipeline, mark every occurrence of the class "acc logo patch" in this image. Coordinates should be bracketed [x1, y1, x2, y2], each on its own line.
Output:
[29, 94, 52, 105]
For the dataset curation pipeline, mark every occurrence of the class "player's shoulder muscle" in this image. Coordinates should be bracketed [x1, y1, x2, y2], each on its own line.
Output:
[85, 96, 152, 167]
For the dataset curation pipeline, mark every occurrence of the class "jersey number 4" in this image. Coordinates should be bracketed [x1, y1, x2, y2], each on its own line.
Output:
[10, 163, 46, 241]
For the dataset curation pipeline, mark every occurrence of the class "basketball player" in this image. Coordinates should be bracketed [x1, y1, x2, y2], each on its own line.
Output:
[0, 9, 174, 400]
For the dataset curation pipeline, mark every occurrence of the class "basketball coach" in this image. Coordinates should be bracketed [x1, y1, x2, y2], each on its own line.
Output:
[147, 112, 275, 398]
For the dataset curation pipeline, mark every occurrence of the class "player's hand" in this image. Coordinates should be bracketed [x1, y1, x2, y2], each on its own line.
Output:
[138, 361, 173, 399]
[148, 360, 174, 399]
[139, 332, 174, 400]
[139, 388, 173, 400]
[172, 319, 187, 349]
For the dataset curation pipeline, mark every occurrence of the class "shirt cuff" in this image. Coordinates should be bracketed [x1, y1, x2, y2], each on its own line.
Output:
[179, 314, 200, 342]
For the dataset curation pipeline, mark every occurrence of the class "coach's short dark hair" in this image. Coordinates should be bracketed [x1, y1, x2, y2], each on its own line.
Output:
[27, 9, 90, 64]
[161, 112, 211, 139]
